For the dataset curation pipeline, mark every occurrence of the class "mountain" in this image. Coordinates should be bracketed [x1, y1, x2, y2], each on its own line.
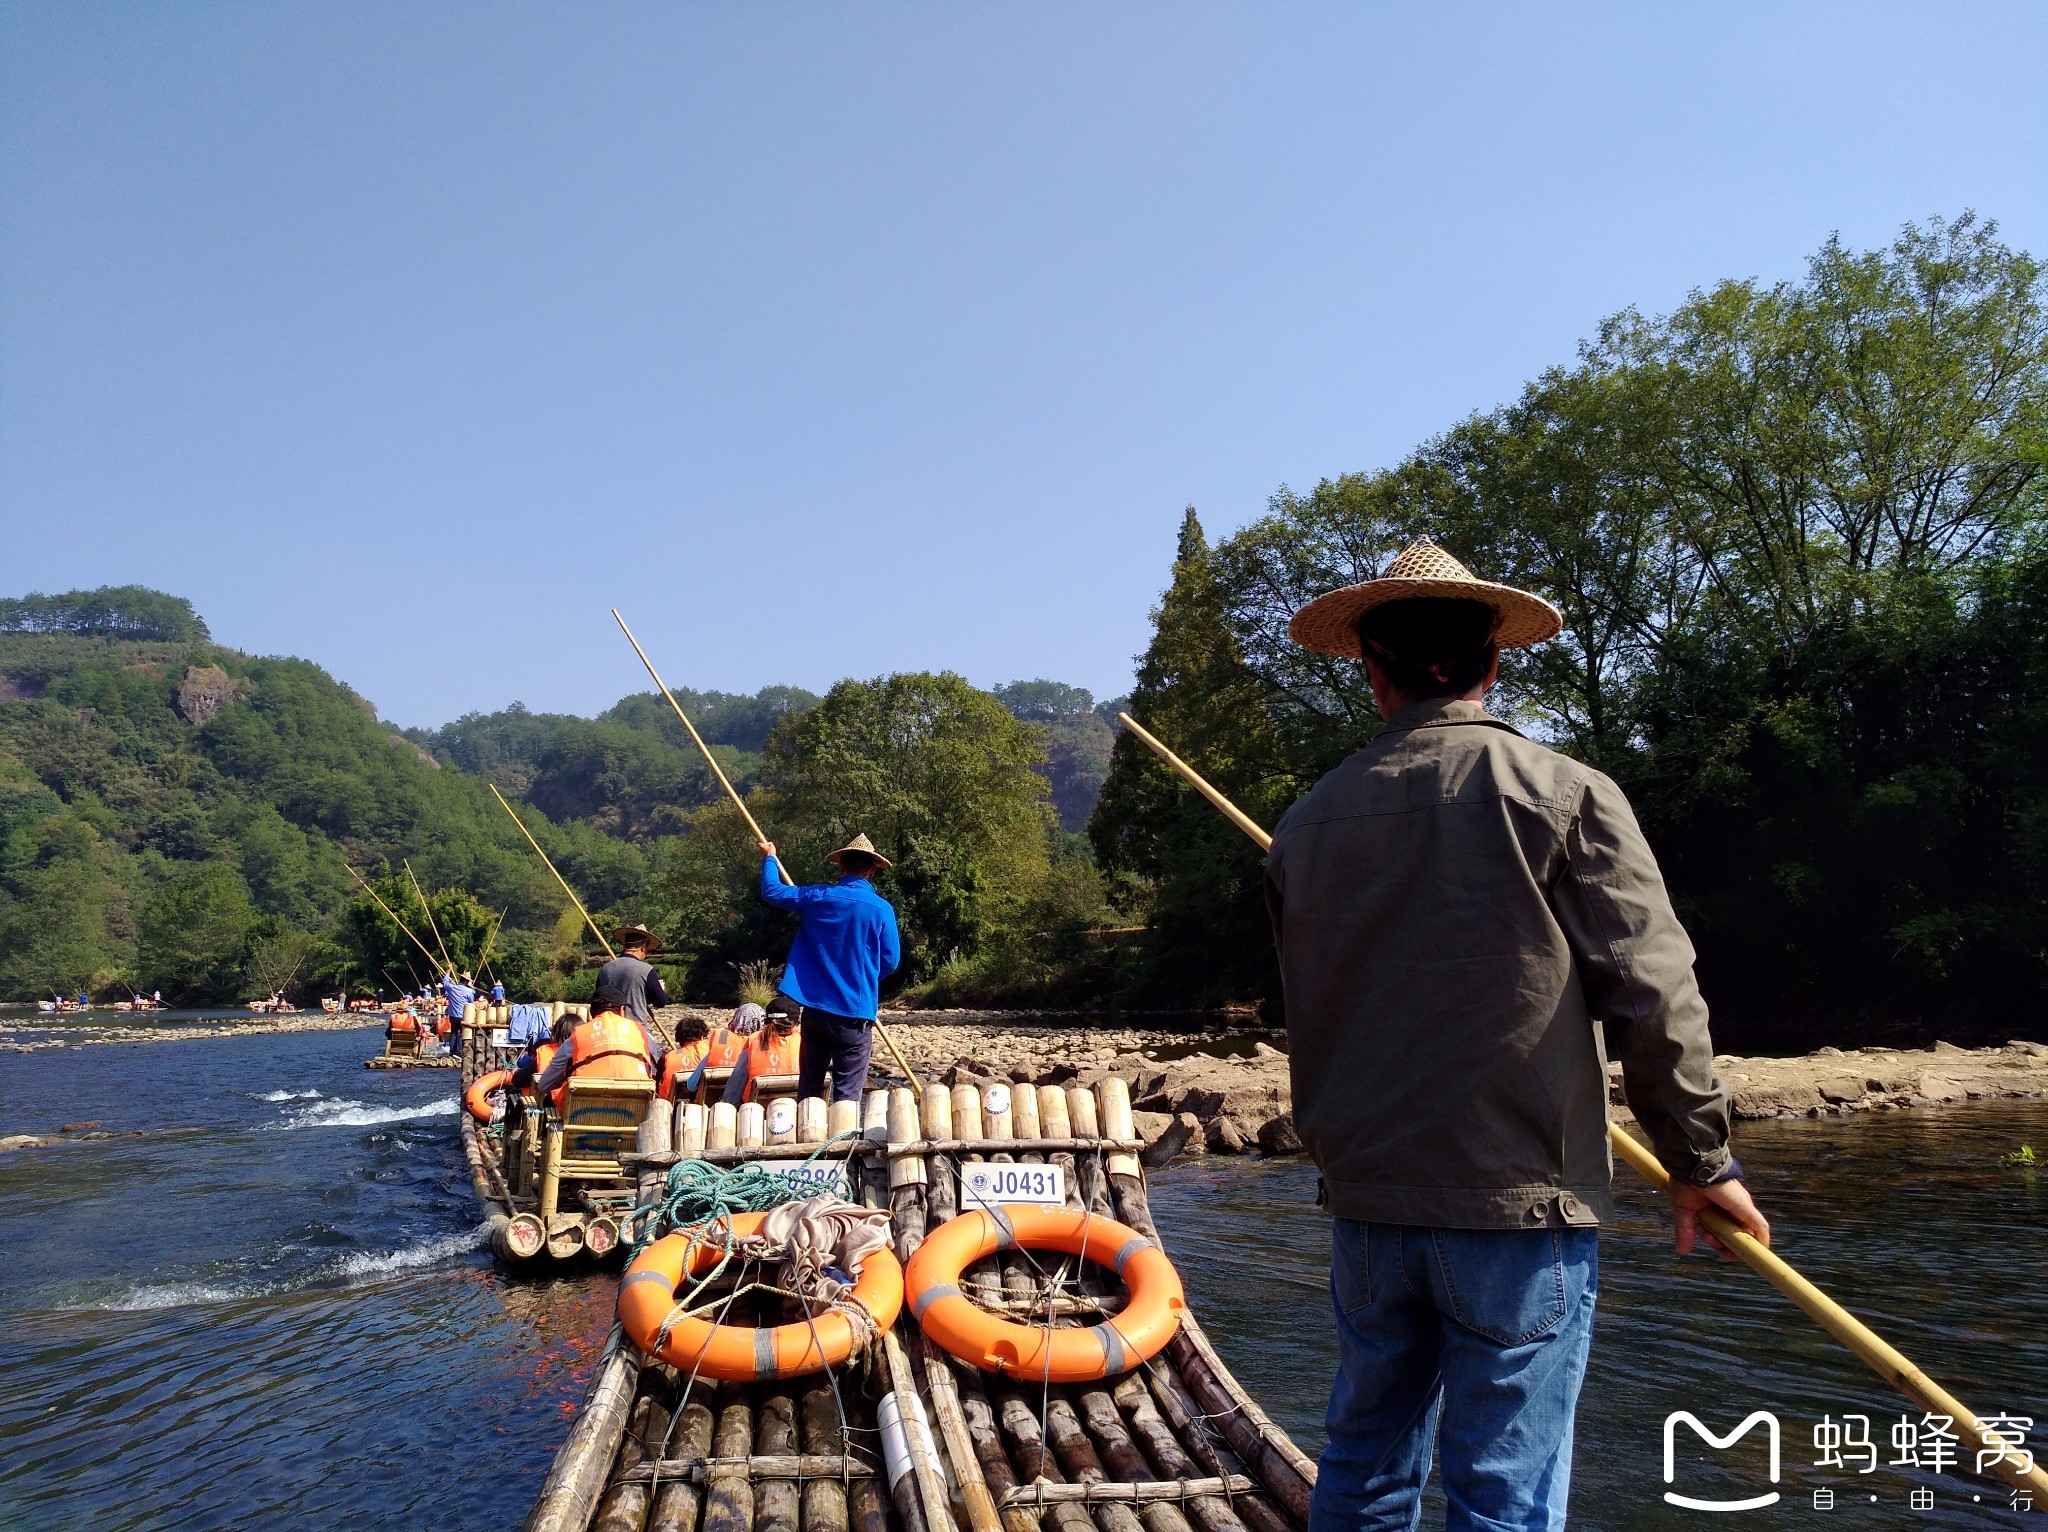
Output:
[0, 585, 1114, 1001]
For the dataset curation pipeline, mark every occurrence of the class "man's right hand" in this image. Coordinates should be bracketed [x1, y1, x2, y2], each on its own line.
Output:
[1669, 1177, 1771, 1260]
[759, 840, 777, 859]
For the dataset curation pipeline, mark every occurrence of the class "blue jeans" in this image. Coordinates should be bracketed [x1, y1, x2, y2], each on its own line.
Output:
[1311, 1221, 1598, 1532]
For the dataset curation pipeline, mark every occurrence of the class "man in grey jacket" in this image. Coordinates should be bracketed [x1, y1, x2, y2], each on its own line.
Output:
[1266, 537, 1769, 1532]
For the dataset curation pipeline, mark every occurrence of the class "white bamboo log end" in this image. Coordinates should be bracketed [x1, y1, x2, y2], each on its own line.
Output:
[798, 1097, 829, 1144]
[1066, 1086, 1101, 1139]
[1037, 1086, 1071, 1140]
[708, 1101, 738, 1151]
[950, 1082, 983, 1141]
[679, 1102, 708, 1160]
[863, 1089, 891, 1143]
[921, 1084, 955, 1141]
[983, 1081, 1013, 1141]
[738, 1101, 767, 1149]
[888, 1087, 927, 1188]
[1096, 1078, 1140, 1177]
[637, 1096, 675, 1157]
[1011, 1082, 1041, 1139]
[828, 1097, 861, 1140]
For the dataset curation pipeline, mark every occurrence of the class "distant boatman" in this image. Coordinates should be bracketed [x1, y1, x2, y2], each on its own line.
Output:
[598, 924, 671, 1032]
[440, 970, 476, 1051]
[757, 834, 901, 1102]
[1266, 537, 1771, 1531]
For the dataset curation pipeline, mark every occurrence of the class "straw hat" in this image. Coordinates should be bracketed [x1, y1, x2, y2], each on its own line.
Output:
[612, 923, 662, 954]
[1287, 536, 1562, 657]
[825, 833, 892, 871]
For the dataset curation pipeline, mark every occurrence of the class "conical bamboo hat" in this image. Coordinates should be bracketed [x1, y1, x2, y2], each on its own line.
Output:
[826, 833, 892, 871]
[1287, 536, 1562, 657]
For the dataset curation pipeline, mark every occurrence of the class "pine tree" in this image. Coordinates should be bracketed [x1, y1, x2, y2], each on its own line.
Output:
[1088, 509, 1282, 1007]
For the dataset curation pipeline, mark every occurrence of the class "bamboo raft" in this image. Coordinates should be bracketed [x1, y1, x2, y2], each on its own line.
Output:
[524, 1073, 1318, 1532]
[459, 1002, 717, 1265]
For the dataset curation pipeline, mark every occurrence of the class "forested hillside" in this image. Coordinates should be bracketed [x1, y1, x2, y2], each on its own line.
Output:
[0, 587, 1119, 1005]
[1092, 215, 2048, 1047]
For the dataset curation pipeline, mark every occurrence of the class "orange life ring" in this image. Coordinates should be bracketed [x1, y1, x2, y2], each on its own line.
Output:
[618, 1210, 905, 1382]
[904, 1206, 1184, 1381]
[464, 1068, 513, 1123]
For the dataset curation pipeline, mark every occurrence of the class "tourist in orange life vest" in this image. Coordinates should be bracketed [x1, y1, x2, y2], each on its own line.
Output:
[675, 1002, 764, 1098]
[531, 983, 664, 1111]
[720, 1006, 802, 1105]
[509, 1013, 577, 1095]
[657, 1018, 713, 1101]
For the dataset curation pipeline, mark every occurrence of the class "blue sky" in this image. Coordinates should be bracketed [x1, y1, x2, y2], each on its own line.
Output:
[3, 3, 2043, 727]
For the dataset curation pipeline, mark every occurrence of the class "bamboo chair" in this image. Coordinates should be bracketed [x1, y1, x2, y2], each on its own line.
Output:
[538, 1076, 657, 1220]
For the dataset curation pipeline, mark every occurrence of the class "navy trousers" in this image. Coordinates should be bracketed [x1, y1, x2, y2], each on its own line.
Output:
[788, 995, 874, 1102]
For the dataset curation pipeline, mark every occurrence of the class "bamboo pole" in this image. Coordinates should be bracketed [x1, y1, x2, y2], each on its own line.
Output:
[403, 859, 456, 975]
[1610, 1126, 2048, 1499]
[475, 905, 508, 985]
[612, 607, 926, 1096]
[489, 782, 617, 960]
[1119, 710, 2048, 1505]
[345, 862, 445, 973]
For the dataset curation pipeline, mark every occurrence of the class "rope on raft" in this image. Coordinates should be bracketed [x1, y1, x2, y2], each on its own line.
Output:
[628, 1128, 885, 1369]
[627, 1128, 864, 1256]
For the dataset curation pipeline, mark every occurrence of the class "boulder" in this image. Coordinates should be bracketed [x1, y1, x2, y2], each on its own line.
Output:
[1206, 1116, 1252, 1155]
[1915, 1074, 1969, 1103]
[1140, 1113, 1202, 1168]
[1731, 1083, 1817, 1119]
[1256, 1113, 1304, 1156]
[0, 1135, 44, 1153]
[1816, 1077, 1864, 1104]
[1131, 1109, 1174, 1143]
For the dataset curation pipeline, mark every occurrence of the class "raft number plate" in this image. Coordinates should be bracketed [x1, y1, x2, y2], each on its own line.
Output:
[960, 1164, 1066, 1209]
[767, 1162, 854, 1196]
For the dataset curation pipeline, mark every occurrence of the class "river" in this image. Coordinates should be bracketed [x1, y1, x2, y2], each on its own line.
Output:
[0, 1023, 2042, 1529]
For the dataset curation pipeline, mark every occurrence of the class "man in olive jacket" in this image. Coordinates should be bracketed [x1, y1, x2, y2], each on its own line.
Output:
[1266, 538, 1770, 1532]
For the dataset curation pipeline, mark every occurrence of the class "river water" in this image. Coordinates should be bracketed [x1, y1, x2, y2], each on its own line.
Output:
[0, 1023, 2042, 1529]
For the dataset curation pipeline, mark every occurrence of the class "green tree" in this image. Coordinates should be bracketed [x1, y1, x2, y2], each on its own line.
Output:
[137, 862, 255, 1002]
[1090, 508, 1287, 1005]
[652, 673, 1056, 991]
[766, 672, 1054, 977]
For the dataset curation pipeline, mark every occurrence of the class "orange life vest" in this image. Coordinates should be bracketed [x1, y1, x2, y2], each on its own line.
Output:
[704, 1027, 747, 1069]
[659, 1038, 712, 1100]
[523, 1040, 559, 1089]
[732, 1030, 801, 1103]
[388, 1011, 418, 1035]
[550, 1010, 654, 1111]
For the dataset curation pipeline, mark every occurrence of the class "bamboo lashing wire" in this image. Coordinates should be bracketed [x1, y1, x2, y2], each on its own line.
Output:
[403, 858, 457, 975]
[1115, 710, 2048, 1503]
[611, 608, 926, 1096]
[488, 782, 617, 960]
[345, 861, 445, 973]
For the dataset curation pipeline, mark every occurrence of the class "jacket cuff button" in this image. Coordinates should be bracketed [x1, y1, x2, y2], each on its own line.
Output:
[1528, 1199, 1551, 1221]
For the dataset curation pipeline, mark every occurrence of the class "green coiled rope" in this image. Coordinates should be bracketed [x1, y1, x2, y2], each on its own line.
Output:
[626, 1129, 864, 1258]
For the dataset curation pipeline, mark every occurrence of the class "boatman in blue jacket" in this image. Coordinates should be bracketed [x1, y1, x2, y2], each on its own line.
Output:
[758, 833, 901, 1102]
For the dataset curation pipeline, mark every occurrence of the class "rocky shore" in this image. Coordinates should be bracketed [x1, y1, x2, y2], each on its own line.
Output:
[0, 1010, 384, 1054]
